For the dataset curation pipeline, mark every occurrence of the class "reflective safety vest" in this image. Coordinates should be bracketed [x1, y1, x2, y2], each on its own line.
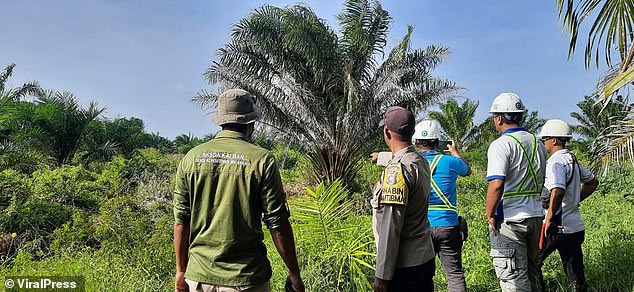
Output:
[503, 133, 541, 199]
[427, 154, 457, 212]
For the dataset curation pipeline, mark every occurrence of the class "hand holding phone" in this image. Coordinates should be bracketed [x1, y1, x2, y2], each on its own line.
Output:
[438, 140, 453, 151]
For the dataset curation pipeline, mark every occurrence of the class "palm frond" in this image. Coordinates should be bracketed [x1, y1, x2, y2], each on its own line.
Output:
[202, 1, 458, 183]
[290, 179, 353, 245]
[0, 63, 42, 101]
[338, 0, 391, 83]
[556, 0, 634, 69]
[590, 112, 634, 176]
[289, 179, 374, 290]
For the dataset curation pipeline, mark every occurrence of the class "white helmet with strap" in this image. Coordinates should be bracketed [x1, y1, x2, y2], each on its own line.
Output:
[412, 120, 443, 141]
[538, 119, 572, 138]
[489, 92, 527, 113]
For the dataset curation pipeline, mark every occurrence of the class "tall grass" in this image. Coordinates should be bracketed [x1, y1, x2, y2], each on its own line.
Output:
[1, 152, 632, 291]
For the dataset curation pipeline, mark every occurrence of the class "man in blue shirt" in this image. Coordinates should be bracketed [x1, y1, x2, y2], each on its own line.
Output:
[372, 120, 471, 292]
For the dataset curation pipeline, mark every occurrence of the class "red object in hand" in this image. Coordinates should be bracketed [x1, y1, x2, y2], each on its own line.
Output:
[539, 223, 546, 249]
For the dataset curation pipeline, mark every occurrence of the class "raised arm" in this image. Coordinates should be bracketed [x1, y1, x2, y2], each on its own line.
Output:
[448, 140, 472, 176]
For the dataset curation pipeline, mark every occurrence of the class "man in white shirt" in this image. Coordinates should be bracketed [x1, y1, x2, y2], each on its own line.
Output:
[537, 119, 599, 292]
[485, 93, 547, 292]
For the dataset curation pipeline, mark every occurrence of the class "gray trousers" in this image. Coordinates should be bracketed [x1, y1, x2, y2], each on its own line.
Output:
[489, 217, 543, 292]
[432, 226, 467, 292]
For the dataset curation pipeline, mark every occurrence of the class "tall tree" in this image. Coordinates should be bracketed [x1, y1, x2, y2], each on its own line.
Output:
[557, 1, 634, 173]
[427, 98, 478, 149]
[7, 90, 105, 165]
[570, 95, 632, 141]
[196, 0, 457, 182]
[0, 64, 40, 101]
[0, 64, 41, 132]
[571, 95, 634, 173]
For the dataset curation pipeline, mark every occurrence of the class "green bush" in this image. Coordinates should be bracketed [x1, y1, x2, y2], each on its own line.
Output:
[273, 145, 310, 186]
[1, 148, 632, 292]
[0, 147, 55, 175]
[0, 202, 73, 234]
[128, 148, 179, 178]
[95, 156, 131, 198]
[31, 165, 102, 211]
[94, 196, 152, 251]
[50, 210, 98, 256]
[0, 169, 31, 211]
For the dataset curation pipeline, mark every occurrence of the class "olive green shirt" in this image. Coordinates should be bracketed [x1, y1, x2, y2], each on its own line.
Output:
[173, 130, 289, 286]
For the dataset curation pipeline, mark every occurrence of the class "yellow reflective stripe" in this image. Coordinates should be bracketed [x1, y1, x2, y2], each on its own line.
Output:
[429, 155, 442, 172]
[428, 154, 456, 209]
[506, 134, 538, 190]
[505, 134, 540, 199]
[430, 179, 455, 208]
[429, 204, 457, 211]
[525, 135, 539, 188]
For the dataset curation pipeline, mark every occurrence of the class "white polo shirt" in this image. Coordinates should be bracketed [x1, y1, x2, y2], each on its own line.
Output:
[543, 149, 595, 234]
[487, 127, 547, 221]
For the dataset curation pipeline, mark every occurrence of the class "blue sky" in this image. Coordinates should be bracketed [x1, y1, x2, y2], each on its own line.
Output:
[0, 0, 603, 139]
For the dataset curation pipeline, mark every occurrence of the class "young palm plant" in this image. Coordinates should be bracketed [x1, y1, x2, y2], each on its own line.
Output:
[195, 0, 457, 183]
[290, 179, 374, 291]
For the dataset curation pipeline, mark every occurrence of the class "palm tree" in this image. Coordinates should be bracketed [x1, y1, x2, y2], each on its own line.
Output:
[557, 1, 634, 173]
[427, 98, 478, 149]
[573, 95, 634, 173]
[5, 90, 105, 165]
[522, 111, 547, 133]
[571, 95, 632, 141]
[591, 113, 634, 175]
[0, 64, 40, 101]
[173, 133, 204, 154]
[556, 0, 634, 74]
[37, 90, 105, 164]
[195, 0, 457, 183]
[76, 120, 121, 165]
[0, 64, 41, 131]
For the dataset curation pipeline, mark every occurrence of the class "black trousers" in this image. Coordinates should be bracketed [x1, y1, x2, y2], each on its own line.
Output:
[389, 258, 435, 292]
[538, 230, 587, 292]
[431, 226, 466, 292]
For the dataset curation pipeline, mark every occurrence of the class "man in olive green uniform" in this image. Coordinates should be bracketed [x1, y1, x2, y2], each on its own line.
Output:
[173, 89, 304, 292]
[372, 106, 436, 292]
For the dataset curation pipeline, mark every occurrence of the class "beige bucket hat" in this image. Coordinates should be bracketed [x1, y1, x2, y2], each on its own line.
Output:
[211, 89, 263, 125]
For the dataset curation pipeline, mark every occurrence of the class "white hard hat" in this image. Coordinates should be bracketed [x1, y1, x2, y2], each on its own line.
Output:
[412, 120, 443, 141]
[538, 119, 572, 138]
[489, 92, 527, 113]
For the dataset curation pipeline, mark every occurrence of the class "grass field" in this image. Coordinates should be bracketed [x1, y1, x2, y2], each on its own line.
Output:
[1, 152, 633, 291]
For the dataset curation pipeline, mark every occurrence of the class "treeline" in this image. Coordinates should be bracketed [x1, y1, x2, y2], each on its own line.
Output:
[0, 64, 218, 174]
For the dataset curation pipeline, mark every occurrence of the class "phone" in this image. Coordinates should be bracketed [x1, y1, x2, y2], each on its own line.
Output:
[438, 140, 453, 151]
